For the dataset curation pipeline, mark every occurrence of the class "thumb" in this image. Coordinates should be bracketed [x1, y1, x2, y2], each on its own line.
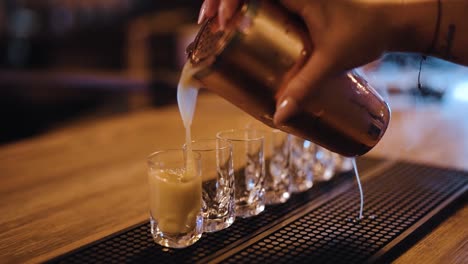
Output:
[273, 51, 333, 125]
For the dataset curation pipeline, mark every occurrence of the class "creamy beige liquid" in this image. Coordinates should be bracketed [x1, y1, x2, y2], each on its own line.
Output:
[149, 62, 203, 234]
[178, 62, 201, 173]
[149, 169, 202, 233]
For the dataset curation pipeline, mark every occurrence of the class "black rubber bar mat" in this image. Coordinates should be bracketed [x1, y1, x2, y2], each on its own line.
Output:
[47, 157, 467, 263]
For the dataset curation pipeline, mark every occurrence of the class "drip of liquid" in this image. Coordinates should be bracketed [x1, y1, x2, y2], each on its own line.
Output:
[352, 158, 364, 220]
[345, 159, 376, 224]
[346, 214, 376, 224]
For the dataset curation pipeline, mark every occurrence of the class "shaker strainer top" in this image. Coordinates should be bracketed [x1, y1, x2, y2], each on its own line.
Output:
[187, 18, 232, 65]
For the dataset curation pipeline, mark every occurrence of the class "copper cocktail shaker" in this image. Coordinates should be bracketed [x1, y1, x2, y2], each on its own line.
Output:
[187, 0, 391, 157]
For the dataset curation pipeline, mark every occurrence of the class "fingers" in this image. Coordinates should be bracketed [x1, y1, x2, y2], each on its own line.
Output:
[273, 51, 333, 125]
[198, 0, 240, 29]
[280, 0, 323, 33]
[198, 1, 207, 24]
[275, 0, 332, 125]
[205, 0, 220, 18]
[280, 0, 306, 16]
[198, 0, 220, 24]
[218, 0, 241, 30]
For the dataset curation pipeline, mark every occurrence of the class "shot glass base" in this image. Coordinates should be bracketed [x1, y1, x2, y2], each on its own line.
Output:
[235, 203, 265, 218]
[203, 215, 236, 233]
[150, 217, 203, 248]
[290, 182, 314, 193]
[314, 173, 334, 182]
[265, 191, 290, 205]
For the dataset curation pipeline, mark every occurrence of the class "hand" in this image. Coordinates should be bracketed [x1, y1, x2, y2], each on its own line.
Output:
[198, 0, 242, 30]
[198, 0, 402, 125]
[197, 0, 468, 125]
[271, 0, 401, 125]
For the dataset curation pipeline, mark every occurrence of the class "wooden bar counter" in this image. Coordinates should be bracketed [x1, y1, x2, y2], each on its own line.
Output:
[0, 92, 467, 263]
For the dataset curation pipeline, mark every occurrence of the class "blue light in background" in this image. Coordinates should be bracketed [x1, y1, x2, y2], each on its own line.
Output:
[452, 81, 468, 102]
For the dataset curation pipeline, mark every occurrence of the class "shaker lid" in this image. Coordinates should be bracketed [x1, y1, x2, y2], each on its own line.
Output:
[187, 3, 253, 66]
[187, 19, 225, 65]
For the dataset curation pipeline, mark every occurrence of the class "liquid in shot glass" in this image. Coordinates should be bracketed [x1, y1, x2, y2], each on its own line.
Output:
[147, 150, 203, 248]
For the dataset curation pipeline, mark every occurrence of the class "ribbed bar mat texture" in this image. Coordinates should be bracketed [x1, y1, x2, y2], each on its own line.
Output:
[47, 157, 467, 263]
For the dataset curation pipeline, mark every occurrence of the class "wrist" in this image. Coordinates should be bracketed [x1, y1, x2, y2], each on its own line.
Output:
[384, 0, 439, 54]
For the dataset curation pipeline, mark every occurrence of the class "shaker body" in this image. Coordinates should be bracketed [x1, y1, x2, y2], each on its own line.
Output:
[188, 0, 390, 157]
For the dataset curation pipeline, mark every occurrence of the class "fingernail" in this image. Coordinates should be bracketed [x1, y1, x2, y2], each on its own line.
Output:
[274, 97, 299, 125]
[198, 2, 206, 24]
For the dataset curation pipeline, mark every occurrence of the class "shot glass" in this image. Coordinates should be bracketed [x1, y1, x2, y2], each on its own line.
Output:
[332, 153, 354, 173]
[264, 129, 291, 204]
[187, 139, 236, 232]
[246, 122, 291, 204]
[217, 129, 266, 218]
[289, 135, 314, 193]
[313, 146, 337, 182]
[147, 150, 203, 248]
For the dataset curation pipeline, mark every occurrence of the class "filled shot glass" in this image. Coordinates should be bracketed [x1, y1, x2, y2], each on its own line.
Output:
[147, 150, 203, 248]
[217, 129, 266, 218]
[186, 139, 236, 232]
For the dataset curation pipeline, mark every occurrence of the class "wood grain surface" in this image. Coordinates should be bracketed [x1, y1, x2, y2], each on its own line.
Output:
[0, 92, 466, 263]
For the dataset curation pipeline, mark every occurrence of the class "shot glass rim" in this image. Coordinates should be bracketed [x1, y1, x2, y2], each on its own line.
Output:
[245, 122, 286, 135]
[247, 128, 290, 143]
[147, 149, 202, 167]
[182, 138, 232, 152]
[216, 128, 265, 142]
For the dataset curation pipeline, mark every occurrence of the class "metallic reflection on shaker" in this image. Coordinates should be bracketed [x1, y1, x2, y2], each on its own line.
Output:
[187, 0, 390, 157]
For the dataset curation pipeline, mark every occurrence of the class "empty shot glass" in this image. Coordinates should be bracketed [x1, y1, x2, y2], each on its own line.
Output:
[333, 153, 354, 173]
[187, 139, 236, 232]
[246, 122, 291, 204]
[289, 135, 314, 193]
[147, 150, 203, 248]
[264, 129, 291, 204]
[313, 146, 337, 182]
[217, 129, 266, 218]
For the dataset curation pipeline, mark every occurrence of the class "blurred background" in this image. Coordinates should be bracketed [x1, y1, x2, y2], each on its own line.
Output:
[0, 0, 201, 144]
[1, 0, 468, 145]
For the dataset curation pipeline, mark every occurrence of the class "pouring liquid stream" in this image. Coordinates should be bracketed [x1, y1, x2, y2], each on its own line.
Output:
[177, 62, 201, 177]
[147, 62, 204, 235]
[146, 62, 204, 235]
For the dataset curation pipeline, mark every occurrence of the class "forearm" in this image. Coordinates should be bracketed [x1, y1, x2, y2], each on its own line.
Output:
[432, 0, 468, 64]
[389, 0, 468, 65]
